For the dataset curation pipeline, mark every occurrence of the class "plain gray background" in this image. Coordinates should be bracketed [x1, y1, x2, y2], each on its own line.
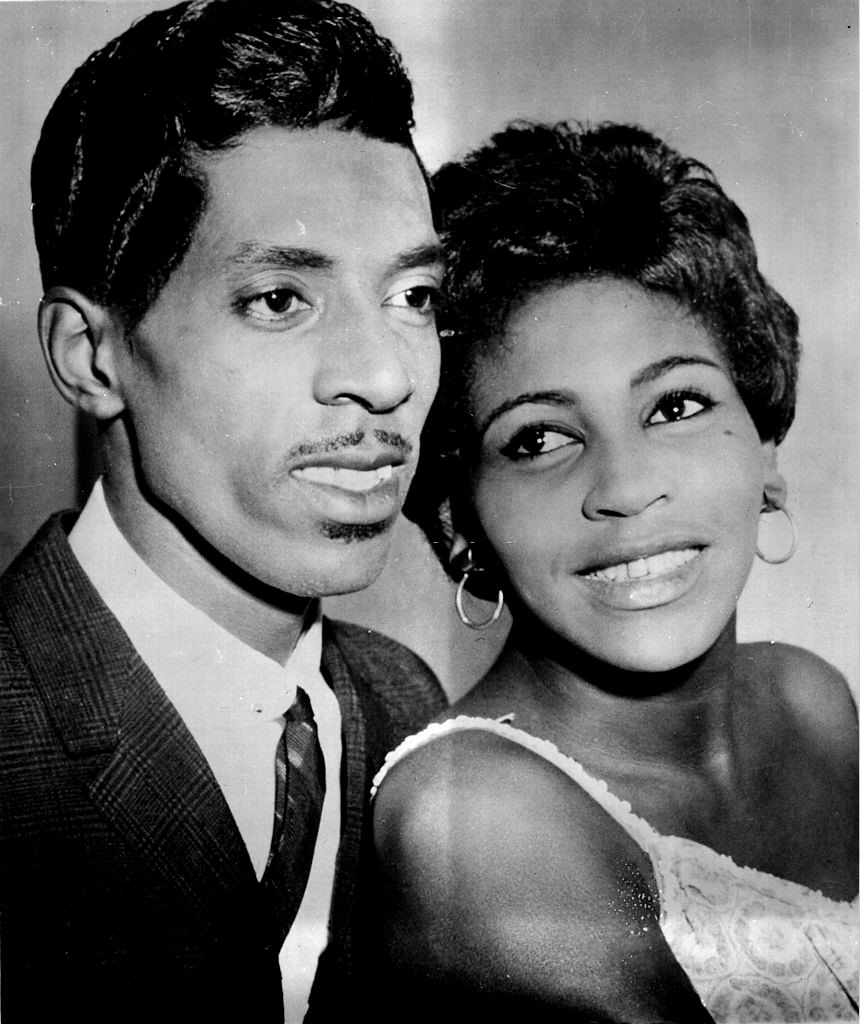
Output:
[1, 0, 856, 699]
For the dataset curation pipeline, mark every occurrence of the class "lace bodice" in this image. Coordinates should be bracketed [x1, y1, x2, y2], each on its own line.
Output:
[373, 715, 859, 1023]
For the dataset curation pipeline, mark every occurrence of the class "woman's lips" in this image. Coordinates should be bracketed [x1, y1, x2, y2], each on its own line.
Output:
[576, 546, 706, 610]
[580, 546, 700, 582]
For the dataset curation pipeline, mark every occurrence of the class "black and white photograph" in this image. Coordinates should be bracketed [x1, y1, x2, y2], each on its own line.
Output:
[0, 2, 856, 1021]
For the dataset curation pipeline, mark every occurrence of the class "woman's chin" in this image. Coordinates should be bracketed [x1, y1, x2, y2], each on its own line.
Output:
[524, 618, 730, 683]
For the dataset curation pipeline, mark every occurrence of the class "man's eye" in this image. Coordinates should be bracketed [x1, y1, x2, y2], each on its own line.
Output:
[239, 288, 312, 323]
[384, 285, 439, 321]
[501, 427, 578, 460]
[648, 391, 712, 425]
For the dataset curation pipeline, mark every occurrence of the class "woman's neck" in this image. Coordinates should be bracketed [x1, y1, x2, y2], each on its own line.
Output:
[489, 616, 747, 779]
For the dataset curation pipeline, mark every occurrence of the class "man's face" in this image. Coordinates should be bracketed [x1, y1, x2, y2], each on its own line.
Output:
[111, 126, 442, 597]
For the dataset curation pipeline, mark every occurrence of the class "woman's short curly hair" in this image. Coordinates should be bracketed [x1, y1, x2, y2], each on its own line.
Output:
[404, 120, 800, 572]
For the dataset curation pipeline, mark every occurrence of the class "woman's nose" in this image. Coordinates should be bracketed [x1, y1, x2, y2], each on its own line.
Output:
[581, 437, 669, 521]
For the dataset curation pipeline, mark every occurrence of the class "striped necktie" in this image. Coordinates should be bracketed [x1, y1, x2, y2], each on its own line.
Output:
[261, 685, 326, 941]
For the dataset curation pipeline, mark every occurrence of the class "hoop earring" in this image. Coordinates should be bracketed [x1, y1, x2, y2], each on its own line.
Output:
[454, 549, 505, 630]
[756, 501, 797, 564]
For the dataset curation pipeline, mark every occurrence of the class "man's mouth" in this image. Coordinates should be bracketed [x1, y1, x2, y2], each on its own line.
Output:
[580, 547, 701, 582]
[292, 464, 395, 493]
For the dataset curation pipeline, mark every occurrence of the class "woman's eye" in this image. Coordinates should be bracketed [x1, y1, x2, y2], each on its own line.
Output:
[384, 285, 439, 322]
[239, 288, 312, 323]
[648, 392, 712, 425]
[501, 427, 577, 460]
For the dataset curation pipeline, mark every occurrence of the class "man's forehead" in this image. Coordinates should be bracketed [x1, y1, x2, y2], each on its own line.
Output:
[194, 124, 437, 270]
[199, 125, 431, 223]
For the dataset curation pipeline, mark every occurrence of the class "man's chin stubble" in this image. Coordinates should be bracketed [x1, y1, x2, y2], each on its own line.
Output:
[321, 518, 394, 543]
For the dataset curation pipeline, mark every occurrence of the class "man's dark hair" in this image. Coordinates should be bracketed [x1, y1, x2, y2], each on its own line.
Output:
[31, 0, 422, 327]
[405, 120, 801, 572]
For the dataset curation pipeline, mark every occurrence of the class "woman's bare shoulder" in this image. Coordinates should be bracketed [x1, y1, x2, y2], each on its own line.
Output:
[372, 726, 710, 1021]
[742, 641, 856, 751]
[373, 725, 605, 873]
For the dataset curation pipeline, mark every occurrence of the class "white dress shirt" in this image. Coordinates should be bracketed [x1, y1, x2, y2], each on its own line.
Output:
[69, 479, 342, 1022]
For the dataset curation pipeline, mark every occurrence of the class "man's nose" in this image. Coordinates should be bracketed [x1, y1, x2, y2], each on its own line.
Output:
[312, 308, 415, 413]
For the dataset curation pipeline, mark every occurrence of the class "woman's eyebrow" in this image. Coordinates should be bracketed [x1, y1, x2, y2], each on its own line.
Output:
[630, 355, 722, 389]
[478, 389, 575, 437]
[478, 357, 724, 436]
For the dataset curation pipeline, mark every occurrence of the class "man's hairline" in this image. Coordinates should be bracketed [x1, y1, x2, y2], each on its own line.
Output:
[116, 122, 433, 329]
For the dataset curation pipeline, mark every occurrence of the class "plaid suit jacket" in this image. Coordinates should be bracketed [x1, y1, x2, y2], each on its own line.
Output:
[0, 513, 446, 1023]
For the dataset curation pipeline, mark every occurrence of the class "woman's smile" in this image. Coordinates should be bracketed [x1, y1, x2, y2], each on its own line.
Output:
[575, 545, 705, 611]
[580, 545, 700, 581]
[469, 278, 779, 672]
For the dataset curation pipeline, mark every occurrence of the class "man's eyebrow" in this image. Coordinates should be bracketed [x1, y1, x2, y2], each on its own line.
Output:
[479, 390, 574, 438]
[388, 242, 446, 274]
[630, 355, 723, 389]
[231, 241, 335, 271]
[227, 240, 444, 277]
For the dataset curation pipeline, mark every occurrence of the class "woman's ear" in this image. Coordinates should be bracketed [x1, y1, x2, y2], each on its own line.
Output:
[38, 286, 127, 420]
[760, 439, 788, 509]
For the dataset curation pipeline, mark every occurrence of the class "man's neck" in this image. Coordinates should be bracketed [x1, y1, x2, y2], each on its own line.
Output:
[102, 476, 311, 665]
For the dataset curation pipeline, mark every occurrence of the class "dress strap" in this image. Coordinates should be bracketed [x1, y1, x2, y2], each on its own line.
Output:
[371, 714, 664, 858]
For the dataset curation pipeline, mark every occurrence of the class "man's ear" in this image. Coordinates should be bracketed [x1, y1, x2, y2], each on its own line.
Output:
[38, 286, 127, 420]
[760, 439, 788, 509]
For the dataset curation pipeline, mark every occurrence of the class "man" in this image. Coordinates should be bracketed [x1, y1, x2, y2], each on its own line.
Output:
[0, 1, 446, 1020]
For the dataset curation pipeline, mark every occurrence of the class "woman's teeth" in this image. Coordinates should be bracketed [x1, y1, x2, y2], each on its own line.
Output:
[293, 464, 394, 492]
[583, 547, 699, 582]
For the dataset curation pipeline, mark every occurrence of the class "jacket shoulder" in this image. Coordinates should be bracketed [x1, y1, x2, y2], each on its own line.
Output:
[0, 513, 142, 755]
[323, 618, 446, 728]
[0, 513, 76, 669]
[0, 512, 80, 607]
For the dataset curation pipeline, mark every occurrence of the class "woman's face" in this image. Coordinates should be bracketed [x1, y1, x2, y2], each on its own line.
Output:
[468, 278, 781, 673]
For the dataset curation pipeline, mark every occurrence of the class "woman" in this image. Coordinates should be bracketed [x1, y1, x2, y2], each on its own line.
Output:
[370, 122, 858, 1022]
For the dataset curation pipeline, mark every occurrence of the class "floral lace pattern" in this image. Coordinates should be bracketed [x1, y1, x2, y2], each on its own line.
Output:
[373, 716, 859, 1023]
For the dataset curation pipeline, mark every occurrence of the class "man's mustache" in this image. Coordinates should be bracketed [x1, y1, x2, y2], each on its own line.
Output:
[284, 429, 414, 461]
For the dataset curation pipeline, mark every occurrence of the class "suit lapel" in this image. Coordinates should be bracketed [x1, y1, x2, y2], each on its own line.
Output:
[4, 515, 275, 948]
[320, 623, 368, 951]
[87, 655, 270, 939]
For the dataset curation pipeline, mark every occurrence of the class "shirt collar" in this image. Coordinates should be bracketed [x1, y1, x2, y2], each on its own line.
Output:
[69, 478, 322, 723]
